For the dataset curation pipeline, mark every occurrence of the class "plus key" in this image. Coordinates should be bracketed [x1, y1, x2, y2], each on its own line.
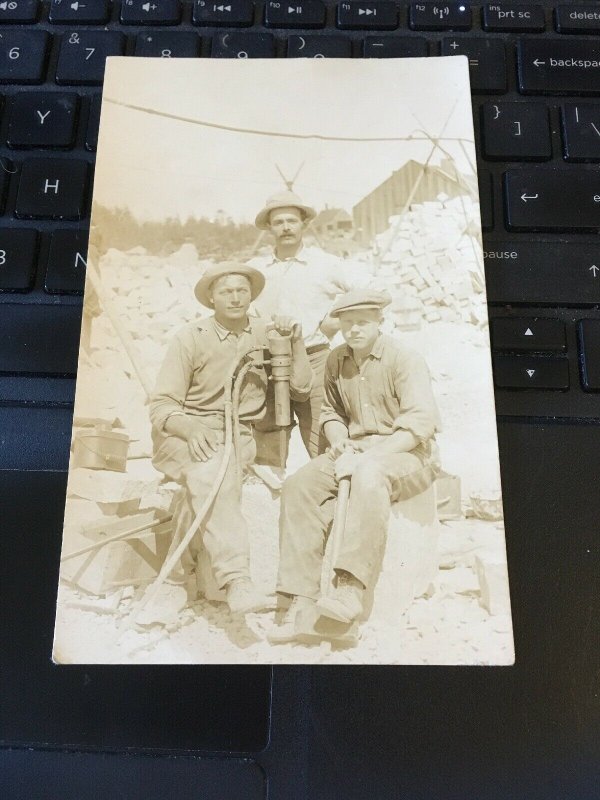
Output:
[442, 38, 507, 94]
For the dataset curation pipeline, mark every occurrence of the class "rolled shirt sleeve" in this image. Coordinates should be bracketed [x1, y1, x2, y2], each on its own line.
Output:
[288, 348, 313, 404]
[391, 349, 440, 443]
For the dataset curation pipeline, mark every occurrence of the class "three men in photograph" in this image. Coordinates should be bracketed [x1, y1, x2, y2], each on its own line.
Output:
[270, 289, 442, 643]
[149, 262, 312, 615]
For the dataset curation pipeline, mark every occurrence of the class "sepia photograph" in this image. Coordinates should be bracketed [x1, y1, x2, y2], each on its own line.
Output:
[53, 57, 514, 665]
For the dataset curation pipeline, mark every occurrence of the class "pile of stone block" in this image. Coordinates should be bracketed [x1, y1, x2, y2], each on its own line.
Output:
[372, 194, 486, 331]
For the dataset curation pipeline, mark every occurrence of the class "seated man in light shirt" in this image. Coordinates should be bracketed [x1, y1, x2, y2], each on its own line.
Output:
[149, 261, 312, 616]
[269, 289, 441, 643]
[248, 190, 374, 461]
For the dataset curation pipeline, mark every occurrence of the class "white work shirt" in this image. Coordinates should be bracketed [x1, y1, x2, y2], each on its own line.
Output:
[248, 245, 372, 348]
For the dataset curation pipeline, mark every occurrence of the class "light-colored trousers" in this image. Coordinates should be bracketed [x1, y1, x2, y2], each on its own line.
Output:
[152, 421, 255, 590]
[277, 439, 439, 599]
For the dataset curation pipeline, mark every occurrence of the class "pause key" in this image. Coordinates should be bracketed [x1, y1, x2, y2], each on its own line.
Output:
[15, 158, 89, 219]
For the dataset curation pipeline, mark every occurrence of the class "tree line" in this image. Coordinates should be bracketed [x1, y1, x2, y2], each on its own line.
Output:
[90, 205, 261, 260]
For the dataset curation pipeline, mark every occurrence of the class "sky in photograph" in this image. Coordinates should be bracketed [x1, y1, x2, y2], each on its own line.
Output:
[93, 57, 476, 224]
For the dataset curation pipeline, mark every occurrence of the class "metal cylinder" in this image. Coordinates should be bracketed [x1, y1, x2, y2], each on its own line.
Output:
[267, 331, 293, 428]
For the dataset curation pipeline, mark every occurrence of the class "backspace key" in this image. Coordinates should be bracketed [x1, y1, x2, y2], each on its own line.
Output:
[518, 38, 600, 95]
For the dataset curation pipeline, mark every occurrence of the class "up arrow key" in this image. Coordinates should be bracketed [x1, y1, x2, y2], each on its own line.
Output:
[524, 328, 533, 336]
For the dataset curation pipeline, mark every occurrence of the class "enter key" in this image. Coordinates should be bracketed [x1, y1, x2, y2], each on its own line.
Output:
[504, 168, 600, 231]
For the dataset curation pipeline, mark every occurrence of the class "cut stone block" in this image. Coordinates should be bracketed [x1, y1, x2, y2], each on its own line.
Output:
[60, 520, 173, 596]
[474, 555, 512, 616]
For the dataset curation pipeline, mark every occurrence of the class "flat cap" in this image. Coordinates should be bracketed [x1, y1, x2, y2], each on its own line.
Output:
[330, 289, 392, 318]
[255, 190, 316, 230]
[194, 261, 265, 308]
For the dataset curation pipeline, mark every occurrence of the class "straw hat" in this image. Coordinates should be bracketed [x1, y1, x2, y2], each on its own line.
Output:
[194, 261, 265, 308]
[254, 190, 316, 230]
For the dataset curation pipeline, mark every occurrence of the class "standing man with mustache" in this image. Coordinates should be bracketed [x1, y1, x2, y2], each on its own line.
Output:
[248, 190, 372, 461]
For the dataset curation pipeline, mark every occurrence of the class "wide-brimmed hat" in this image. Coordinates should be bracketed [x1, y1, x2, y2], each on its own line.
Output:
[194, 262, 265, 308]
[255, 190, 316, 230]
[330, 289, 392, 318]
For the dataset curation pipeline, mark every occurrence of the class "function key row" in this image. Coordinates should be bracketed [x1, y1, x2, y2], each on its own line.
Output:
[1, 3, 599, 33]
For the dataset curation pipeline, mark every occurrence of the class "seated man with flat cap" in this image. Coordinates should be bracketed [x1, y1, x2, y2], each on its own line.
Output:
[149, 262, 312, 616]
[270, 289, 441, 642]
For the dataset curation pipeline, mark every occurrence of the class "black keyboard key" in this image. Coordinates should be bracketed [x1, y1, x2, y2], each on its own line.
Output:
[135, 31, 201, 57]
[211, 32, 274, 57]
[49, 0, 110, 24]
[517, 38, 600, 96]
[441, 39, 506, 94]
[287, 34, 351, 57]
[478, 170, 493, 231]
[555, 6, 600, 35]
[482, 3, 545, 32]
[0, 162, 10, 212]
[0, 303, 81, 375]
[493, 355, 569, 390]
[409, 2, 471, 30]
[0, 31, 49, 84]
[561, 104, 600, 162]
[481, 102, 551, 160]
[578, 319, 600, 390]
[337, 2, 398, 31]
[121, 0, 181, 24]
[0, 0, 39, 23]
[15, 158, 89, 220]
[491, 318, 566, 352]
[85, 94, 101, 150]
[265, 0, 324, 28]
[7, 92, 79, 149]
[56, 31, 125, 85]
[45, 228, 88, 294]
[193, 0, 253, 26]
[0, 229, 38, 292]
[504, 168, 600, 232]
[484, 241, 600, 305]
[363, 36, 427, 58]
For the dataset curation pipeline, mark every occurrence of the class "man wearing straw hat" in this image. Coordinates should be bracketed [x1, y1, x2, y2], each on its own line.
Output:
[269, 288, 441, 643]
[248, 190, 373, 461]
[149, 261, 312, 616]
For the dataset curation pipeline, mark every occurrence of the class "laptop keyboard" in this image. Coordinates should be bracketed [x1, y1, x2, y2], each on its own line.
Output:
[0, 0, 599, 420]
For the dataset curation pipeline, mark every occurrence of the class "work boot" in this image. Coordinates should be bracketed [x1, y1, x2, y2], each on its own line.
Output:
[267, 595, 313, 644]
[225, 578, 270, 615]
[316, 571, 364, 624]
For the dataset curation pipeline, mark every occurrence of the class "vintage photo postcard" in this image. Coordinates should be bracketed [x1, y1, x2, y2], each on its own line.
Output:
[53, 57, 514, 665]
